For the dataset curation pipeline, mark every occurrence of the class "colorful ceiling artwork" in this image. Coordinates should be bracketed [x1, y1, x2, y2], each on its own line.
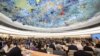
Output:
[0, 0, 100, 28]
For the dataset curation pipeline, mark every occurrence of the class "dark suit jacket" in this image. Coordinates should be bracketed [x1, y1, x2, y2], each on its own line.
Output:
[7, 46, 22, 56]
[68, 45, 78, 50]
[49, 44, 56, 50]
[95, 44, 100, 48]
[83, 46, 93, 51]
[74, 50, 92, 56]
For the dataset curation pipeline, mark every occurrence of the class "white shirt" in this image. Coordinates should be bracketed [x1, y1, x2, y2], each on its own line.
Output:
[75, 43, 83, 50]
[3, 44, 15, 53]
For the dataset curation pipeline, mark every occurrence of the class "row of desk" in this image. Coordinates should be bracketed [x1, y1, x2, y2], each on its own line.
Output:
[22, 49, 59, 56]
[31, 51, 59, 56]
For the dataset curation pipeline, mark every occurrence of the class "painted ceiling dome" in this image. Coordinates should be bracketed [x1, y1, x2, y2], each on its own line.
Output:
[0, 0, 100, 28]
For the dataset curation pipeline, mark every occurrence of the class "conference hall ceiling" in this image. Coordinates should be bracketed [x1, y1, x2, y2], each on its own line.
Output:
[0, 0, 100, 33]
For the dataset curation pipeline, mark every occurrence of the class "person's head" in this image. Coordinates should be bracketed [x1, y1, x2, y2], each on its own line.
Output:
[16, 41, 25, 50]
[6, 41, 12, 48]
[95, 42, 100, 48]
[86, 43, 91, 46]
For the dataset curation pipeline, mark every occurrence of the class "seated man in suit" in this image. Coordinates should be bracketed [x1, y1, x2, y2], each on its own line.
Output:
[6, 46, 22, 56]
[95, 42, 100, 56]
[83, 43, 94, 51]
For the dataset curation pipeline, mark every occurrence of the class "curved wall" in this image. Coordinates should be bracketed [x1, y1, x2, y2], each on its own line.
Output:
[0, 13, 100, 33]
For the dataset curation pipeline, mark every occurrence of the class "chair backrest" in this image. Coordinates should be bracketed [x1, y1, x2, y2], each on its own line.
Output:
[74, 50, 92, 56]
[47, 48, 53, 54]
[53, 50, 66, 56]
[68, 50, 77, 56]
[85, 51, 93, 55]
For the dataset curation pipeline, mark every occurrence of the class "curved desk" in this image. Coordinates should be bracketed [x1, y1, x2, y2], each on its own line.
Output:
[31, 51, 59, 56]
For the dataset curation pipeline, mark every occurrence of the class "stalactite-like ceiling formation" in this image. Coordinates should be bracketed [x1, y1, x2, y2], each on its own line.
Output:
[0, 0, 100, 28]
